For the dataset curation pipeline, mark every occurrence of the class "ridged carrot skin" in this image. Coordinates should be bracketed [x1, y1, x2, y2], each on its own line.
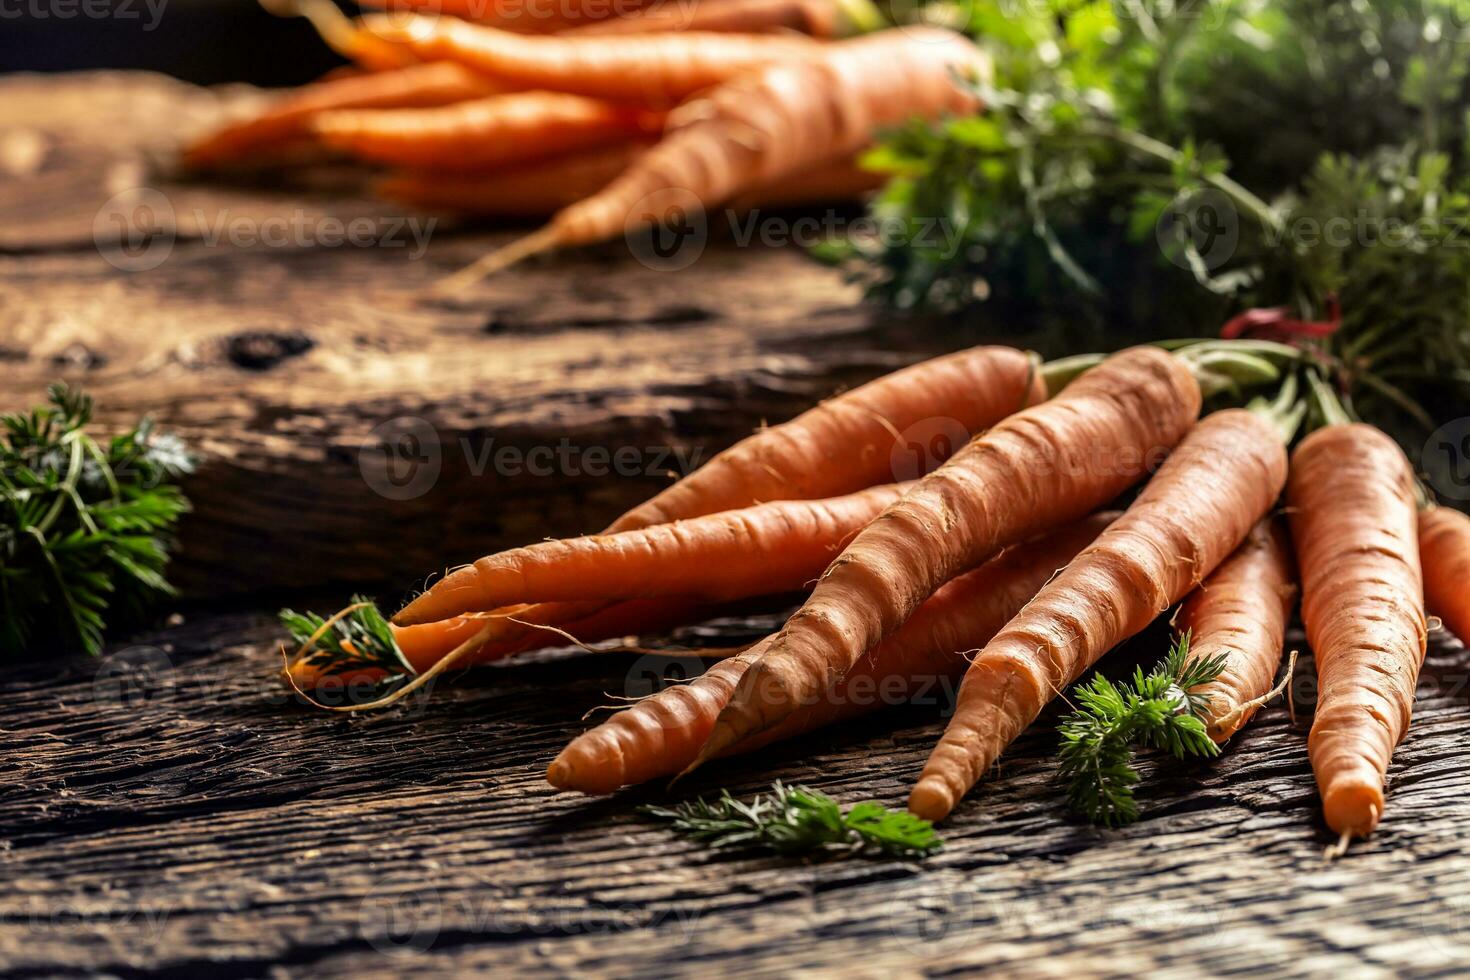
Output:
[909, 408, 1288, 821]
[1178, 516, 1297, 742]
[1289, 423, 1426, 839]
[181, 62, 502, 169]
[1419, 506, 1470, 643]
[697, 346, 1201, 769]
[395, 483, 908, 625]
[609, 345, 1045, 534]
[362, 14, 819, 104]
[547, 513, 1119, 794]
[312, 93, 662, 170]
[545, 27, 983, 248]
[377, 145, 882, 216]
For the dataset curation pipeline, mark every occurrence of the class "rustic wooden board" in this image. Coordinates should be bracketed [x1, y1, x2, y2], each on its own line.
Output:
[5, 610, 1470, 976]
[0, 72, 1005, 601]
[4, 72, 1470, 978]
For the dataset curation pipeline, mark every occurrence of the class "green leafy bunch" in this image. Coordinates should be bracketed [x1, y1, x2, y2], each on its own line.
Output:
[830, 0, 1470, 444]
[0, 384, 194, 657]
[1057, 633, 1227, 826]
[644, 781, 942, 859]
[279, 597, 416, 686]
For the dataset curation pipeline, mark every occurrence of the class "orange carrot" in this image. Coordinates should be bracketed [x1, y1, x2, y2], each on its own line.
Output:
[1175, 516, 1297, 742]
[361, 14, 820, 104]
[1288, 423, 1427, 844]
[452, 27, 982, 278]
[376, 143, 883, 215]
[1419, 505, 1470, 644]
[312, 93, 663, 170]
[182, 62, 502, 169]
[548, 512, 1119, 794]
[569, 0, 849, 36]
[395, 482, 908, 624]
[605, 344, 1042, 535]
[377, 142, 650, 215]
[692, 345, 1201, 774]
[357, 0, 646, 33]
[909, 408, 1288, 821]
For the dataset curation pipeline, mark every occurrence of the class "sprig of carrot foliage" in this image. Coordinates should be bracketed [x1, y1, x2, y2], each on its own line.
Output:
[1057, 633, 1227, 827]
[279, 597, 416, 684]
[644, 782, 940, 859]
[0, 384, 193, 657]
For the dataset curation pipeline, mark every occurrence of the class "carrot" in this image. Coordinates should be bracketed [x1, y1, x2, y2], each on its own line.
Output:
[375, 144, 883, 215]
[682, 346, 1201, 777]
[604, 344, 1042, 536]
[909, 408, 1288, 821]
[361, 14, 821, 104]
[449, 27, 984, 281]
[1288, 423, 1427, 844]
[568, 0, 853, 36]
[181, 62, 502, 169]
[312, 93, 663, 170]
[377, 142, 650, 215]
[1175, 516, 1297, 742]
[357, 0, 643, 32]
[395, 482, 909, 625]
[548, 513, 1120, 794]
[1418, 505, 1470, 643]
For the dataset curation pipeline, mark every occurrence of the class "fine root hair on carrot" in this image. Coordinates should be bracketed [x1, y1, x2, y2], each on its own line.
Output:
[428, 226, 562, 295]
[1208, 649, 1298, 741]
[299, 619, 499, 713]
[687, 346, 1202, 780]
[908, 407, 1288, 822]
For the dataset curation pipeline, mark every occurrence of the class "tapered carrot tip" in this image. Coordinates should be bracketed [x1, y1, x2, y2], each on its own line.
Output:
[908, 778, 956, 823]
[1322, 776, 1384, 839]
[547, 742, 621, 795]
[393, 565, 483, 625]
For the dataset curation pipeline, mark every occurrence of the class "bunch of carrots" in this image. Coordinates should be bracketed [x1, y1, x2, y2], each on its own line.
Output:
[283, 340, 1470, 856]
[182, 0, 978, 285]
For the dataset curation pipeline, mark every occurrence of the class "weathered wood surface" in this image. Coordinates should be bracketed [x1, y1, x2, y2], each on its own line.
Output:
[6, 610, 1470, 977]
[4, 72, 1470, 978]
[0, 72, 991, 601]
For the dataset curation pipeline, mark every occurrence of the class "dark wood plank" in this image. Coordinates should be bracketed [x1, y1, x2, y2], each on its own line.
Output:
[3, 612, 1469, 976]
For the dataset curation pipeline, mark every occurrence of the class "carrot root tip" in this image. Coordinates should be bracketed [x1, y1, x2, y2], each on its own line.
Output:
[908, 779, 955, 823]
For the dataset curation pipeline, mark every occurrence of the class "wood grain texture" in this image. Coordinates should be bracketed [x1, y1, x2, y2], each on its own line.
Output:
[4, 611, 1470, 976]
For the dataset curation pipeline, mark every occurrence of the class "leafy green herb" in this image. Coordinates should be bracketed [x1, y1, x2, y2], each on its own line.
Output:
[279, 597, 416, 685]
[0, 383, 193, 657]
[1057, 633, 1227, 826]
[832, 0, 1470, 451]
[643, 781, 941, 859]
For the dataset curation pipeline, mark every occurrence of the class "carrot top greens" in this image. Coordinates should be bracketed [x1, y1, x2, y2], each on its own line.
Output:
[644, 782, 941, 859]
[0, 384, 192, 658]
[1058, 633, 1228, 827]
